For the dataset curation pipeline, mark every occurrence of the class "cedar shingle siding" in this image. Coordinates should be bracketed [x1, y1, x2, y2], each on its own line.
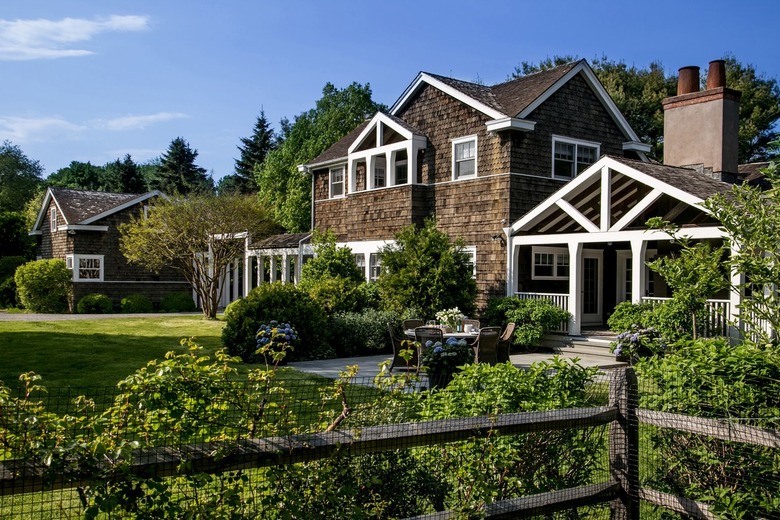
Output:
[309, 64, 640, 308]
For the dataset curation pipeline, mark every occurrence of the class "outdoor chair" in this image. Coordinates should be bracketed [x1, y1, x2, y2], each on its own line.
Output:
[387, 323, 418, 372]
[497, 322, 516, 363]
[402, 319, 425, 331]
[414, 326, 444, 352]
[463, 318, 480, 330]
[473, 326, 502, 365]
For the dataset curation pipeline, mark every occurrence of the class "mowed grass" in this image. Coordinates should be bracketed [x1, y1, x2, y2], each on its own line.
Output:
[0, 316, 228, 389]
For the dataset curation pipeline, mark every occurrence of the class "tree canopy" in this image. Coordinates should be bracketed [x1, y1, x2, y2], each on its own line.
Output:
[376, 218, 477, 319]
[119, 193, 276, 319]
[512, 55, 780, 162]
[148, 137, 214, 195]
[47, 155, 148, 194]
[255, 82, 386, 232]
[226, 109, 277, 194]
[0, 141, 44, 214]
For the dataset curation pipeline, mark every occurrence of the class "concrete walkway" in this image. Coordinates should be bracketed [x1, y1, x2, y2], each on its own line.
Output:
[288, 349, 624, 380]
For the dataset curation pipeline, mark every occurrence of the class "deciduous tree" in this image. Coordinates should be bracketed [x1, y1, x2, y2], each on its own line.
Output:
[119, 193, 276, 318]
[0, 141, 44, 213]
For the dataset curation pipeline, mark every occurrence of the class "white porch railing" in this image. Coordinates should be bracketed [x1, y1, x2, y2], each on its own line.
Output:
[642, 297, 731, 338]
[515, 292, 569, 333]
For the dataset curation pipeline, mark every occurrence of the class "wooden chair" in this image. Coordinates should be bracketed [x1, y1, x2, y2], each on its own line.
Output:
[387, 323, 418, 372]
[473, 326, 502, 365]
[497, 322, 516, 363]
[402, 319, 424, 331]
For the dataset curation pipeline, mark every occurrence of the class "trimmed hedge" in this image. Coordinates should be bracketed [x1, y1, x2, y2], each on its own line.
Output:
[160, 292, 196, 313]
[121, 294, 154, 313]
[77, 293, 113, 314]
[14, 259, 71, 313]
[222, 283, 332, 363]
[329, 309, 399, 358]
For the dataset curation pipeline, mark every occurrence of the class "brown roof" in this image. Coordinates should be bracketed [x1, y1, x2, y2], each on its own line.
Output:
[425, 73, 506, 114]
[738, 162, 770, 183]
[50, 187, 145, 224]
[490, 61, 580, 117]
[251, 232, 311, 249]
[307, 120, 370, 167]
[609, 156, 733, 200]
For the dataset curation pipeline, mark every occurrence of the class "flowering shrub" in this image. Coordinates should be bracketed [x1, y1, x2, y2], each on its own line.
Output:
[420, 337, 474, 374]
[611, 324, 665, 360]
[435, 307, 465, 329]
[256, 321, 299, 364]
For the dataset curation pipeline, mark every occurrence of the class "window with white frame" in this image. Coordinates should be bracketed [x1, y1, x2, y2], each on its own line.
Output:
[330, 166, 345, 197]
[461, 246, 477, 278]
[50, 208, 57, 232]
[552, 136, 599, 179]
[394, 149, 408, 185]
[452, 136, 477, 179]
[532, 247, 569, 280]
[373, 157, 386, 188]
[354, 253, 366, 276]
[65, 254, 104, 281]
[369, 253, 382, 282]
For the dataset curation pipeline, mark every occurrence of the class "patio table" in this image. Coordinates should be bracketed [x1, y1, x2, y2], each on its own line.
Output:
[404, 330, 479, 343]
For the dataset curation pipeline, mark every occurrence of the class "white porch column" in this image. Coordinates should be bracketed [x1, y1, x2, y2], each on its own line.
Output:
[568, 241, 583, 335]
[256, 254, 263, 285]
[505, 230, 515, 296]
[281, 253, 290, 284]
[232, 259, 239, 300]
[270, 256, 278, 283]
[243, 254, 252, 297]
[630, 239, 648, 303]
[408, 144, 415, 185]
[729, 244, 743, 342]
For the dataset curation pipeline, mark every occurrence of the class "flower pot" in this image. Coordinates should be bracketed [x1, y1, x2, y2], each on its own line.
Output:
[615, 354, 630, 363]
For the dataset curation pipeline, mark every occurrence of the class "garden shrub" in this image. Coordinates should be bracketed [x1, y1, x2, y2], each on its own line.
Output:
[14, 259, 72, 313]
[483, 296, 570, 349]
[606, 301, 655, 332]
[0, 256, 26, 307]
[637, 339, 780, 517]
[222, 282, 332, 362]
[77, 293, 113, 314]
[120, 293, 153, 313]
[159, 291, 197, 312]
[328, 308, 400, 357]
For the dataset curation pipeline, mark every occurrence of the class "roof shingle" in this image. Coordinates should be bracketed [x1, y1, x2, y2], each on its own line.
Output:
[50, 187, 144, 224]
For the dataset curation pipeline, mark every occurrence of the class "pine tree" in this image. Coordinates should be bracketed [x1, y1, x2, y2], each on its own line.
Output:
[104, 154, 146, 193]
[233, 110, 276, 193]
[153, 137, 213, 195]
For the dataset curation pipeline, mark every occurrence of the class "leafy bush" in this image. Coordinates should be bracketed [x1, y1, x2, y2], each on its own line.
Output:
[328, 308, 399, 357]
[222, 282, 332, 362]
[159, 291, 196, 312]
[606, 301, 655, 332]
[637, 339, 780, 517]
[483, 296, 570, 349]
[14, 259, 72, 313]
[0, 256, 26, 307]
[76, 293, 113, 314]
[120, 294, 153, 313]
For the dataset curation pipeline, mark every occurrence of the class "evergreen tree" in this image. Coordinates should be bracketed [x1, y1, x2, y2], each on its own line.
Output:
[104, 154, 146, 193]
[151, 137, 213, 195]
[233, 109, 276, 193]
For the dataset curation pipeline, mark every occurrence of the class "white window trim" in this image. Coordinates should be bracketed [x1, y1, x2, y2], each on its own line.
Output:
[371, 156, 386, 189]
[531, 246, 569, 280]
[461, 245, 477, 278]
[369, 252, 382, 282]
[329, 166, 345, 198]
[50, 208, 57, 233]
[66, 254, 105, 282]
[451, 135, 478, 180]
[551, 135, 600, 180]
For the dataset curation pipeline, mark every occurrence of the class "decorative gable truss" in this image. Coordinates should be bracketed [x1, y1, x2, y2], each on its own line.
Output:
[346, 112, 427, 192]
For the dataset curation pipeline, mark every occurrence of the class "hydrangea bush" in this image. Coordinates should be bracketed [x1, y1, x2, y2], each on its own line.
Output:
[611, 324, 665, 361]
[256, 321, 299, 364]
[420, 337, 473, 374]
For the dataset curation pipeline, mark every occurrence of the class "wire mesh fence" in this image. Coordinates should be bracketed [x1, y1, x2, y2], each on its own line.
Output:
[0, 363, 778, 519]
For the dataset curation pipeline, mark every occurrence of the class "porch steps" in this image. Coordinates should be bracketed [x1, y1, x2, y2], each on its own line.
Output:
[541, 333, 618, 360]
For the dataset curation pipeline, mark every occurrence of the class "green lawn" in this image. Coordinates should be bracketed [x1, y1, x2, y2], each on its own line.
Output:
[0, 316, 228, 388]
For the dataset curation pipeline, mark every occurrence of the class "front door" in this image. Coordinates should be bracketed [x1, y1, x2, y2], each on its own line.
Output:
[582, 252, 603, 325]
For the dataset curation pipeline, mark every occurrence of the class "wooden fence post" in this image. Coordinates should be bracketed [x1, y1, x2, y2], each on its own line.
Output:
[609, 367, 639, 520]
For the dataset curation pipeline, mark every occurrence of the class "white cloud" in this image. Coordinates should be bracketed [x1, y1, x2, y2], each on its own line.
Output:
[0, 15, 149, 61]
[0, 116, 85, 142]
[96, 112, 188, 131]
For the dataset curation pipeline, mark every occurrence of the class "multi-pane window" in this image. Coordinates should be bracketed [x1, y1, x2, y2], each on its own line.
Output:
[395, 149, 408, 185]
[453, 137, 476, 179]
[373, 157, 386, 188]
[66, 254, 104, 281]
[50, 208, 57, 232]
[532, 248, 569, 280]
[461, 246, 477, 278]
[354, 253, 366, 277]
[553, 137, 599, 179]
[330, 167, 345, 197]
[369, 253, 382, 282]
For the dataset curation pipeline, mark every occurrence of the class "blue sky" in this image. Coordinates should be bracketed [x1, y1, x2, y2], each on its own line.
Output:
[2, 0, 778, 182]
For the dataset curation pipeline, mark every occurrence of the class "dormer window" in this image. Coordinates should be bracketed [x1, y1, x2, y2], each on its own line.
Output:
[330, 166, 345, 198]
[553, 136, 599, 179]
[50, 208, 57, 232]
[373, 157, 386, 188]
[453, 136, 477, 179]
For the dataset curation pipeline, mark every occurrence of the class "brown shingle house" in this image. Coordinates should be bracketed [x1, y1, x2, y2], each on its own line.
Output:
[30, 187, 191, 310]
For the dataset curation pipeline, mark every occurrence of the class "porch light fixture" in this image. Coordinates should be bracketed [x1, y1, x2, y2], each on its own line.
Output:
[491, 234, 505, 245]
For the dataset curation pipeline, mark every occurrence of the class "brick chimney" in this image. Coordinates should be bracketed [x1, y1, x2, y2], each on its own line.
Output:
[662, 59, 741, 178]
